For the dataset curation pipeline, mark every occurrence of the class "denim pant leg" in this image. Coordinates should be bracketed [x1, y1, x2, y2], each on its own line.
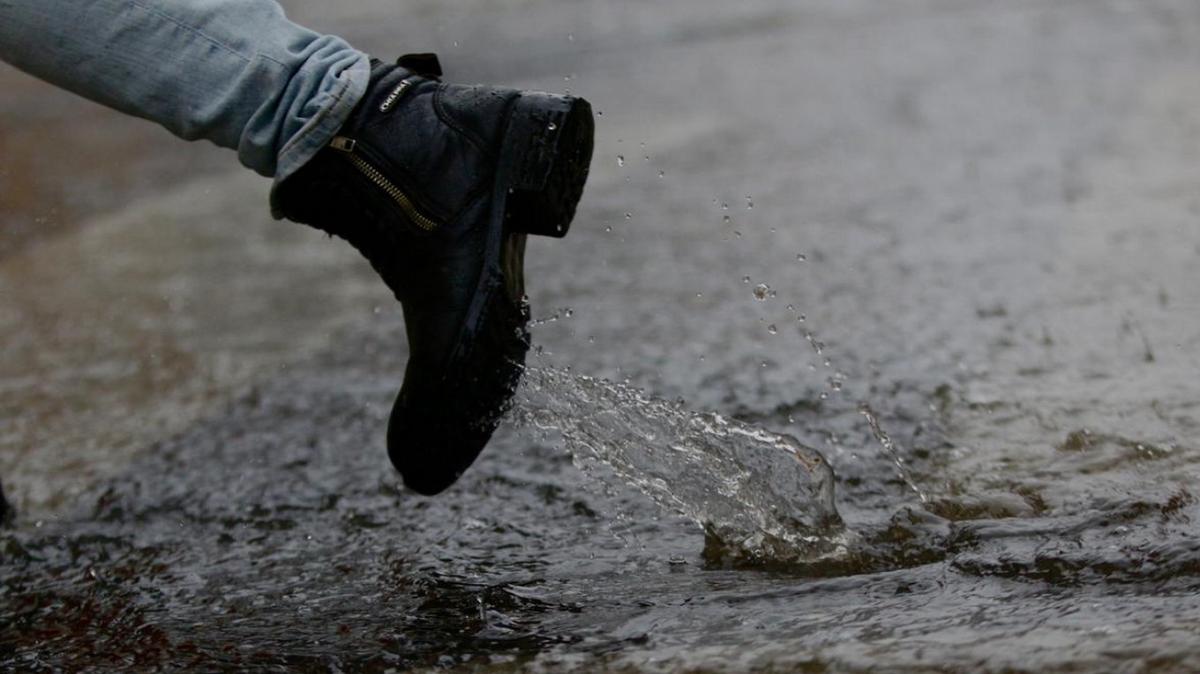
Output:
[0, 0, 369, 193]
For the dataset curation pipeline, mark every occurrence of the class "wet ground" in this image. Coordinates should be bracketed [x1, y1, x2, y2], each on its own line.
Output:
[5, 0, 1200, 671]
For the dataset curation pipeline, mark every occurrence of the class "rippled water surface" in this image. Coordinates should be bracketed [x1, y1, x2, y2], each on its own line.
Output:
[6, 0, 1200, 671]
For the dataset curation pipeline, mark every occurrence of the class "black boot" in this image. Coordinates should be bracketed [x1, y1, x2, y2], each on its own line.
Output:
[273, 54, 594, 495]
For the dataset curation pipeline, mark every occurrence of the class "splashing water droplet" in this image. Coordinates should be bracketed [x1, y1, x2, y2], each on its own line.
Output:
[752, 283, 771, 301]
[511, 366, 845, 565]
[721, 202, 729, 210]
[767, 324, 778, 335]
[617, 155, 625, 167]
[723, 215, 732, 224]
[746, 196, 754, 209]
[859, 403, 929, 504]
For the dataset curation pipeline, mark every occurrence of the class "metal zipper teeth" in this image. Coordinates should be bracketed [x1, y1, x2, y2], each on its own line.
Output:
[331, 138, 439, 232]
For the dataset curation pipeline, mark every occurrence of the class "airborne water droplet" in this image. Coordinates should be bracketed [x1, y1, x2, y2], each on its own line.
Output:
[617, 155, 625, 167]
[624, 212, 632, 220]
[547, 121, 557, 131]
[767, 324, 778, 335]
[722, 215, 732, 224]
[796, 253, 808, 262]
[658, 170, 665, 178]
[742, 276, 751, 284]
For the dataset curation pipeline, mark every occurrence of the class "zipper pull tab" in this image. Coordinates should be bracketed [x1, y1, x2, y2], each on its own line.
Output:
[330, 136, 357, 152]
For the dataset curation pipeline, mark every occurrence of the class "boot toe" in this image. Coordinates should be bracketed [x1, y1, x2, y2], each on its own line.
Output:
[387, 287, 530, 495]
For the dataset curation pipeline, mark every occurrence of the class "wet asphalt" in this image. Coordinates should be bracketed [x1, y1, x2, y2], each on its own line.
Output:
[6, 0, 1200, 671]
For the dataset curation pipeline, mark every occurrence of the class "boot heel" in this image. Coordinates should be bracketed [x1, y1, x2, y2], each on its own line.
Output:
[501, 93, 594, 238]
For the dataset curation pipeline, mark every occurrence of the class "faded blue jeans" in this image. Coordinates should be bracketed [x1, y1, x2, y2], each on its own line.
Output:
[0, 0, 369, 208]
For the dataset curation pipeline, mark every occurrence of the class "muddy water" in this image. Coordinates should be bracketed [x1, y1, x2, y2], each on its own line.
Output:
[7, 0, 1200, 671]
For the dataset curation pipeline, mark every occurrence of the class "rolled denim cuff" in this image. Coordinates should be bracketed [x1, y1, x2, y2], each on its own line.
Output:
[269, 52, 370, 219]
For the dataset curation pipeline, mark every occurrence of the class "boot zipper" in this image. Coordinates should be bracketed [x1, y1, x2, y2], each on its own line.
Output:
[329, 136, 439, 232]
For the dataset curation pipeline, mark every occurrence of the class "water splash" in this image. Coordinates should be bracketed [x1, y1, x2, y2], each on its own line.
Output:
[509, 366, 845, 563]
[858, 402, 929, 504]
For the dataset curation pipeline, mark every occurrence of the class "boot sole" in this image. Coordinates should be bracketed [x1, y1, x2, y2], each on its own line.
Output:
[502, 94, 595, 238]
[491, 92, 593, 313]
